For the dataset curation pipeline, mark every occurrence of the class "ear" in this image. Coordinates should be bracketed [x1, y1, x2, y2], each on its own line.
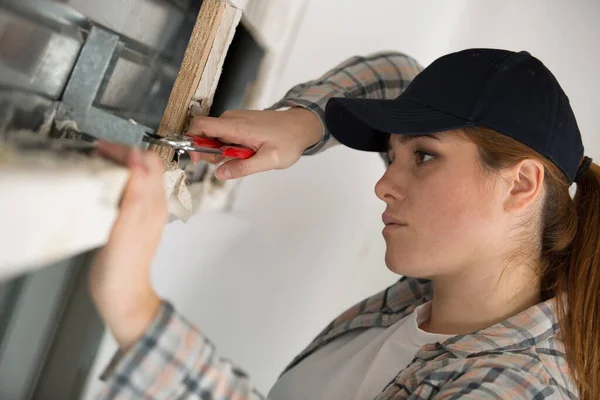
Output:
[502, 159, 545, 213]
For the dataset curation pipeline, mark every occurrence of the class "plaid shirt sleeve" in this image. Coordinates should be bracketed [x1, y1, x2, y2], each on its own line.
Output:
[95, 52, 422, 400]
[96, 301, 265, 400]
[267, 51, 423, 154]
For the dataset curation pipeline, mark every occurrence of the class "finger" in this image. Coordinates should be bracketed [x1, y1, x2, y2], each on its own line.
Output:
[117, 165, 147, 214]
[142, 151, 166, 176]
[189, 151, 225, 165]
[140, 152, 167, 203]
[188, 115, 248, 146]
[215, 148, 278, 180]
[126, 170, 165, 215]
[96, 141, 133, 165]
[116, 151, 162, 211]
[127, 147, 146, 170]
[187, 116, 223, 137]
[119, 160, 164, 214]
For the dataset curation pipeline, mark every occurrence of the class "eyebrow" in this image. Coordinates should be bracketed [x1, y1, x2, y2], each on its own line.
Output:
[387, 133, 442, 149]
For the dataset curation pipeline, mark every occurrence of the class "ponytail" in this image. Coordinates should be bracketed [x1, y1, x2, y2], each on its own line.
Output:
[554, 161, 600, 399]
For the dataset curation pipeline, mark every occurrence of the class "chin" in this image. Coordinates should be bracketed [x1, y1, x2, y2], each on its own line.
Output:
[384, 249, 436, 279]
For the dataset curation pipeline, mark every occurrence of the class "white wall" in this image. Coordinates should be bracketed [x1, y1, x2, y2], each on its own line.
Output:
[84, 0, 600, 396]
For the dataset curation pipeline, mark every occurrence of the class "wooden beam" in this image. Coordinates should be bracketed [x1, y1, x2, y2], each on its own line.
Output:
[150, 0, 243, 221]
[191, 3, 242, 115]
[152, 0, 226, 162]
[184, 3, 241, 217]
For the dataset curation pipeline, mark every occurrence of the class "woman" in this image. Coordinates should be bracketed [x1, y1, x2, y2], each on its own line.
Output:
[90, 49, 599, 399]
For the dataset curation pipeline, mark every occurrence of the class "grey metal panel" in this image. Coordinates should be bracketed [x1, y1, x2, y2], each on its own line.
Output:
[0, 277, 26, 359]
[55, 26, 152, 145]
[32, 254, 105, 400]
[84, 107, 148, 146]
[1, 0, 199, 132]
[99, 57, 158, 112]
[0, 258, 80, 400]
[0, 9, 83, 99]
[64, 0, 188, 52]
[3, 0, 91, 32]
[57, 0, 199, 129]
[60, 27, 121, 121]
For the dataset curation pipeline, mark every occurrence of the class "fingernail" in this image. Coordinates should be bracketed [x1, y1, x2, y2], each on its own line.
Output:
[220, 167, 231, 180]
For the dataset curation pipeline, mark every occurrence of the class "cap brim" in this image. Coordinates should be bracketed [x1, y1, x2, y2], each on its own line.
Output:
[324, 97, 473, 152]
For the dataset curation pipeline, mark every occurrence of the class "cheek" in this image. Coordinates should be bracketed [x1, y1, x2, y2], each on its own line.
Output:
[430, 179, 484, 231]
[419, 178, 486, 254]
[384, 174, 495, 277]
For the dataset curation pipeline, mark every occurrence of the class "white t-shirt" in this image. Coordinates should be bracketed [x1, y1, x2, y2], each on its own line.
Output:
[268, 301, 455, 400]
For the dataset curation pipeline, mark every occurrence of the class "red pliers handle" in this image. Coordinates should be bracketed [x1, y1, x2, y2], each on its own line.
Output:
[185, 136, 256, 159]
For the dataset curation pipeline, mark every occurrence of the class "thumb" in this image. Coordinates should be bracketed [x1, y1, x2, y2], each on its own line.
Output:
[215, 148, 280, 180]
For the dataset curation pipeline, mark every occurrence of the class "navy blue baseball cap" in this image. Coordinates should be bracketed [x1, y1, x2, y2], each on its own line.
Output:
[324, 49, 589, 184]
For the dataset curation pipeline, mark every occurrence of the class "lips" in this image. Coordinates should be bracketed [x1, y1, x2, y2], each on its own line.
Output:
[382, 213, 407, 226]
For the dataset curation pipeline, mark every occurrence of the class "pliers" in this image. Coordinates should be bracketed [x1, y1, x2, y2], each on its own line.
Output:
[143, 132, 255, 159]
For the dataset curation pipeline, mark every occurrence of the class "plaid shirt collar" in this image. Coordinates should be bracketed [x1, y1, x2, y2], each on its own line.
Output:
[284, 276, 562, 373]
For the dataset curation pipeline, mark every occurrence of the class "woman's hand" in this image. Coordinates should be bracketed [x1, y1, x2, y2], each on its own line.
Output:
[187, 107, 323, 180]
[88, 141, 167, 351]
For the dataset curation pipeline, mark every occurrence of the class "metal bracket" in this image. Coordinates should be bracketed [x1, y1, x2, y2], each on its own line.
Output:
[56, 26, 151, 147]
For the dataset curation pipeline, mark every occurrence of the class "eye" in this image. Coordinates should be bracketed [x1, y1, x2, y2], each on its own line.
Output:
[414, 150, 435, 165]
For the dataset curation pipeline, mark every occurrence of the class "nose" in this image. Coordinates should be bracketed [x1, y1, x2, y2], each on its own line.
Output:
[375, 168, 404, 203]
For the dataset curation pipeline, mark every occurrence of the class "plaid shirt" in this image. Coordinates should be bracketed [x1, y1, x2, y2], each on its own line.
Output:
[96, 52, 577, 399]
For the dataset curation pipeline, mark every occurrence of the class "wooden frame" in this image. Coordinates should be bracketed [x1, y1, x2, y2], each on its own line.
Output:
[149, 0, 243, 221]
[152, 0, 243, 163]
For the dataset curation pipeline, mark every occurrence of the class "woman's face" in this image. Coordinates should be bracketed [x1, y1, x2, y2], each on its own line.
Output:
[376, 129, 507, 278]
